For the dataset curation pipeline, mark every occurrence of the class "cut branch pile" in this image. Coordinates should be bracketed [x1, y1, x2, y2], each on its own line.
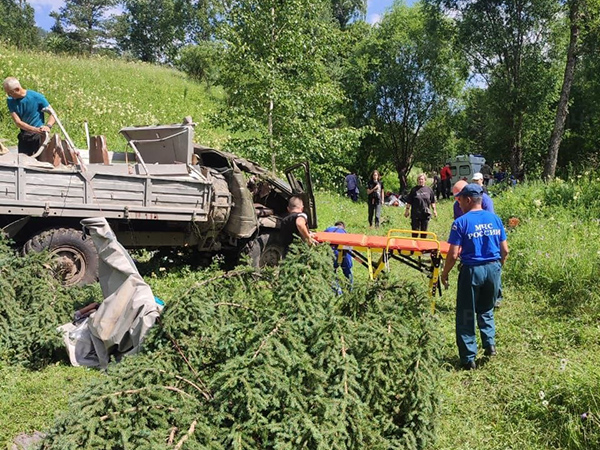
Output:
[39, 243, 441, 449]
[0, 235, 96, 368]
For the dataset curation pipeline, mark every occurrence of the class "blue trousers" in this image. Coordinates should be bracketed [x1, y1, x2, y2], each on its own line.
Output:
[456, 261, 502, 364]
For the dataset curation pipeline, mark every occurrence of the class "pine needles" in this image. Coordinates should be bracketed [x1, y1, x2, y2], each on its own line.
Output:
[0, 234, 97, 368]
[39, 243, 441, 449]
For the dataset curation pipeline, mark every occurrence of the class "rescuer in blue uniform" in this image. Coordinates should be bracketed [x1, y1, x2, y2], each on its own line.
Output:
[324, 221, 353, 288]
[441, 184, 509, 370]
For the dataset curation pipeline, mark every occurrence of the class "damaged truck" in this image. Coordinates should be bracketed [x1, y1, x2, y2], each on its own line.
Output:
[0, 118, 316, 285]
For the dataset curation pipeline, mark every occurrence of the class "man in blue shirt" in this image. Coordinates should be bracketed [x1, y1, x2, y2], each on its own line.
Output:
[441, 184, 509, 370]
[324, 221, 353, 288]
[3, 77, 55, 156]
[345, 172, 359, 202]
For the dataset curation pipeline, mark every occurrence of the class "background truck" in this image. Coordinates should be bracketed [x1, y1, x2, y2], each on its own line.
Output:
[447, 154, 486, 185]
[0, 119, 316, 285]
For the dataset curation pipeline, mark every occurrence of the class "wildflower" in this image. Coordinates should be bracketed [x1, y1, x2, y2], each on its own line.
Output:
[539, 390, 545, 400]
[542, 400, 549, 407]
[559, 358, 568, 371]
[533, 199, 542, 207]
[581, 412, 590, 421]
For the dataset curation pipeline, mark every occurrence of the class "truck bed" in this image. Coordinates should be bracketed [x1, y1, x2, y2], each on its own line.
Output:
[0, 153, 214, 222]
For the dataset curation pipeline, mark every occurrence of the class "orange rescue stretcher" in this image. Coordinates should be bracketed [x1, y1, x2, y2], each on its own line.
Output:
[313, 229, 450, 309]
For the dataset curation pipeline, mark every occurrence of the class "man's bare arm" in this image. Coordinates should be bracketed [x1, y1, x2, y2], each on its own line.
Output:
[296, 216, 313, 244]
[500, 240, 509, 265]
[440, 244, 460, 288]
[10, 112, 49, 134]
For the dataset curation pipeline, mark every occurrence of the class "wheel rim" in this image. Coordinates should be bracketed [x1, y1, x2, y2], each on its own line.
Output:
[260, 246, 283, 267]
[50, 245, 87, 286]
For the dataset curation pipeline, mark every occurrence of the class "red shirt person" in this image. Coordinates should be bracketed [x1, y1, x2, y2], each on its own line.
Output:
[440, 163, 453, 199]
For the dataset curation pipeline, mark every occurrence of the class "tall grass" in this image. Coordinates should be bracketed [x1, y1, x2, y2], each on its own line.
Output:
[0, 46, 226, 151]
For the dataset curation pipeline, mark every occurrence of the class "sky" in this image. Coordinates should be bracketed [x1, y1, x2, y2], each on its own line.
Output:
[32, 0, 412, 31]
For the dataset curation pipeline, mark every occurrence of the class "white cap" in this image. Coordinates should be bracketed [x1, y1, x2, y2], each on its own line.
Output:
[471, 172, 483, 181]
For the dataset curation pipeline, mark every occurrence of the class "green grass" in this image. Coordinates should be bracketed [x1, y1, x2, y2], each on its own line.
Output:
[0, 363, 99, 447]
[2, 188, 600, 448]
[0, 45, 227, 151]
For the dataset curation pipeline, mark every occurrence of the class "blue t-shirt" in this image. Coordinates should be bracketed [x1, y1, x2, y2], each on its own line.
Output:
[453, 193, 494, 219]
[324, 226, 353, 268]
[345, 174, 358, 191]
[7, 90, 49, 128]
[448, 209, 506, 266]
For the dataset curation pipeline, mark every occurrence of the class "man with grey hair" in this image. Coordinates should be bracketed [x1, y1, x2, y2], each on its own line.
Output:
[3, 77, 55, 156]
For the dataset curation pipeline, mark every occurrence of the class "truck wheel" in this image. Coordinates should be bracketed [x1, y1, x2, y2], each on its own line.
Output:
[244, 233, 286, 268]
[23, 228, 99, 286]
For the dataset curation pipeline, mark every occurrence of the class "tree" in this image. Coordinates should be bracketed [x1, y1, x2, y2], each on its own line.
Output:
[116, 0, 220, 63]
[543, 0, 600, 180]
[344, 3, 464, 193]
[427, 0, 562, 178]
[331, 0, 367, 29]
[0, 0, 39, 49]
[49, 0, 117, 54]
[217, 0, 360, 182]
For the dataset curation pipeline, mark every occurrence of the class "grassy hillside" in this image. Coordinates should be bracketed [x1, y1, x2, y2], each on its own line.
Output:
[0, 45, 227, 151]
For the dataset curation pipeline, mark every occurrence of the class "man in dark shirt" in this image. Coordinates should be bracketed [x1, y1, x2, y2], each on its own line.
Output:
[404, 173, 437, 238]
[344, 172, 359, 202]
[280, 196, 314, 250]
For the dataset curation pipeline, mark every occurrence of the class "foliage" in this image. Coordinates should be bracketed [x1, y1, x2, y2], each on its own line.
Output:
[116, 0, 193, 63]
[0, 0, 39, 49]
[493, 175, 600, 315]
[331, 0, 367, 29]
[39, 245, 441, 449]
[216, 0, 361, 185]
[47, 0, 118, 55]
[176, 41, 223, 85]
[0, 234, 98, 368]
[558, 0, 600, 175]
[427, 0, 564, 176]
[344, 3, 465, 193]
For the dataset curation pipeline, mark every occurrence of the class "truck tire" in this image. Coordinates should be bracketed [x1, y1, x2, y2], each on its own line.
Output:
[22, 228, 99, 286]
[244, 233, 286, 268]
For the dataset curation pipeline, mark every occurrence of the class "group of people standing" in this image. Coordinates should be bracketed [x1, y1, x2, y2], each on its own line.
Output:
[338, 167, 508, 371]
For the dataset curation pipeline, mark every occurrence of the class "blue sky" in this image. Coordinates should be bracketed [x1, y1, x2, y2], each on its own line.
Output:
[32, 0, 411, 31]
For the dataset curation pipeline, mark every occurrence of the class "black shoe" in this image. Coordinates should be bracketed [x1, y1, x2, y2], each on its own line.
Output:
[462, 360, 476, 371]
[484, 345, 497, 357]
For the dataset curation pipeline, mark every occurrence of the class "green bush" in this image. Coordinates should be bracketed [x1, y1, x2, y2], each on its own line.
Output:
[40, 244, 441, 449]
[176, 42, 222, 85]
[493, 177, 600, 317]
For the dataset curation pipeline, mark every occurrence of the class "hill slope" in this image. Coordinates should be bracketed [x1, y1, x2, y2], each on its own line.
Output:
[0, 46, 227, 151]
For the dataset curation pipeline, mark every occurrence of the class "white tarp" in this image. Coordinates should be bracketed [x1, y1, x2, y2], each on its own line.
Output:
[59, 217, 161, 368]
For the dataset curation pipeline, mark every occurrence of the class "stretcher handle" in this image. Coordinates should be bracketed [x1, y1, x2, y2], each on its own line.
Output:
[384, 228, 441, 253]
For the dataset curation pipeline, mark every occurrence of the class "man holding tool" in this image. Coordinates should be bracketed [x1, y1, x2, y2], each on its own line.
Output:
[3, 77, 55, 156]
[440, 183, 509, 371]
